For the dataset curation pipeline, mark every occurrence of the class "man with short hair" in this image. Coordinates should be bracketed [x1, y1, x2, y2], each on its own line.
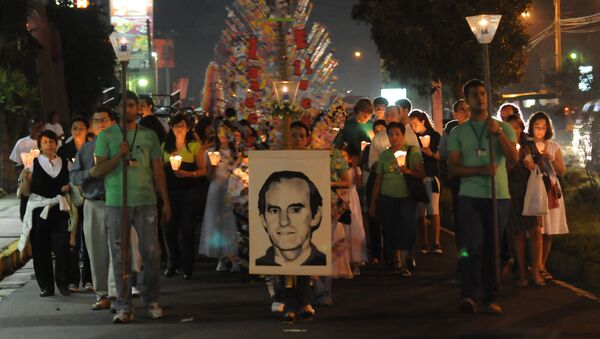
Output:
[373, 96, 389, 121]
[70, 108, 117, 310]
[94, 91, 171, 323]
[256, 170, 325, 266]
[447, 79, 518, 315]
[334, 98, 373, 153]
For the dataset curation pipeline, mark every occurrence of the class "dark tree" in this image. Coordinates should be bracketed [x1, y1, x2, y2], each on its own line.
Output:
[47, 3, 116, 115]
[352, 0, 531, 98]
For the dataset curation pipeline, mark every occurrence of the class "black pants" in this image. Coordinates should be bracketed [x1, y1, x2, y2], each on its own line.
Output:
[67, 206, 92, 287]
[366, 171, 383, 261]
[30, 206, 70, 293]
[275, 275, 312, 312]
[165, 187, 201, 274]
[20, 196, 28, 221]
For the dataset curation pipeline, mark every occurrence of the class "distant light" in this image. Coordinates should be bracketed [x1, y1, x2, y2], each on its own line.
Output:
[579, 65, 593, 91]
[381, 88, 407, 104]
[76, 0, 89, 8]
[346, 90, 352, 94]
[354, 51, 362, 58]
[521, 11, 530, 19]
[570, 52, 578, 60]
[138, 78, 149, 88]
[151, 51, 157, 59]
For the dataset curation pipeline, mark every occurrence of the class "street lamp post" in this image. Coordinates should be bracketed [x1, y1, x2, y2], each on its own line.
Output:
[152, 51, 159, 94]
[466, 14, 502, 285]
[109, 31, 133, 303]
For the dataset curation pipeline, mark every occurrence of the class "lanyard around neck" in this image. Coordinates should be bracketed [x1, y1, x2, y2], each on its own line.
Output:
[468, 121, 486, 150]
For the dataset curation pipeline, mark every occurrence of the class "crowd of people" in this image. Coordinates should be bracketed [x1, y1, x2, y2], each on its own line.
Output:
[10, 78, 569, 324]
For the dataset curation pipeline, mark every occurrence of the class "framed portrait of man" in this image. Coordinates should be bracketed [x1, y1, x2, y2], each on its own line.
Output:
[249, 150, 332, 276]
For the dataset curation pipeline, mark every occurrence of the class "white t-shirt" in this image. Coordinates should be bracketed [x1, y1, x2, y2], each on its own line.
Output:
[9, 136, 38, 164]
[44, 122, 64, 137]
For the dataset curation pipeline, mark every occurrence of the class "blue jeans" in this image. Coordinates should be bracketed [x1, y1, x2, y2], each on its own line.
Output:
[378, 195, 417, 257]
[106, 205, 160, 313]
[457, 197, 509, 304]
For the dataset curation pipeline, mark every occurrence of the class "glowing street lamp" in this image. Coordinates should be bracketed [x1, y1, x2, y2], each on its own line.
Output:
[109, 30, 133, 303]
[138, 78, 149, 88]
[354, 50, 362, 58]
[466, 13, 502, 285]
[272, 81, 299, 104]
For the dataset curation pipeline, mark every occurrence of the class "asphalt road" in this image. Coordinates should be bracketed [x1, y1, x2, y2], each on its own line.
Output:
[0, 233, 599, 339]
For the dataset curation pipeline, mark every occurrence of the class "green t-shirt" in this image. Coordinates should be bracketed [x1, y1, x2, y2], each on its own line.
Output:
[334, 119, 371, 155]
[161, 141, 201, 163]
[376, 145, 423, 198]
[446, 119, 516, 199]
[95, 124, 162, 207]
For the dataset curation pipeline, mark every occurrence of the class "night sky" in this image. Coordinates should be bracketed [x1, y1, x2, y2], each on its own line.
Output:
[152, 0, 600, 104]
[153, 0, 381, 105]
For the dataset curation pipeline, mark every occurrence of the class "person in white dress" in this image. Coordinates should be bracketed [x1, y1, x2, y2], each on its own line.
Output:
[198, 123, 240, 272]
[527, 112, 568, 280]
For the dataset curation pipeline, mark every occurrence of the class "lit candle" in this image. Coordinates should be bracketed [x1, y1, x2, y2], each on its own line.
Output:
[535, 142, 545, 154]
[419, 135, 431, 148]
[169, 155, 182, 171]
[516, 143, 521, 151]
[208, 151, 221, 166]
[394, 150, 407, 167]
[361, 141, 370, 151]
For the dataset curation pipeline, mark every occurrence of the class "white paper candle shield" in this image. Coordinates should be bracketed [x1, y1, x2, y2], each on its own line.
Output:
[20, 149, 40, 168]
[394, 150, 407, 167]
[419, 135, 431, 148]
[169, 155, 182, 171]
[361, 141, 370, 151]
[208, 151, 221, 166]
[516, 143, 521, 151]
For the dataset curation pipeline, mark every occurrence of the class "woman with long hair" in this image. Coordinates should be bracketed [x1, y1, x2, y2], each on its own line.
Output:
[162, 112, 207, 280]
[408, 110, 443, 255]
[527, 112, 568, 280]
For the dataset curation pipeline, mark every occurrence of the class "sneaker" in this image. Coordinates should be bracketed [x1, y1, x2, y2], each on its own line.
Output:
[148, 302, 164, 319]
[540, 269, 553, 280]
[85, 282, 95, 292]
[399, 266, 412, 278]
[282, 312, 296, 324]
[271, 302, 285, 313]
[216, 258, 228, 272]
[299, 305, 315, 321]
[433, 244, 443, 255]
[230, 261, 241, 273]
[68, 284, 79, 293]
[92, 297, 111, 310]
[131, 286, 141, 297]
[419, 245, 430, 254]
[482, 303, 503, 315]
[113, 310, 134, 324]
[459, 297, 477, 314]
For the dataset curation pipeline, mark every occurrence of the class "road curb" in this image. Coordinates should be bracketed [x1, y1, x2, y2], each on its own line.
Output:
[547, 249, 600, 291]
[0, 240, 31, 279]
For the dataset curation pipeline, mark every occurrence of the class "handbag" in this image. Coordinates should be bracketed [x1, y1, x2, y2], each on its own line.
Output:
[522, 165, 549, 216]
[404, 147, 429, 204]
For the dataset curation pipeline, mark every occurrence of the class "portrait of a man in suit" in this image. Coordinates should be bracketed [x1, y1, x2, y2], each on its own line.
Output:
[255, 170, 326, 266]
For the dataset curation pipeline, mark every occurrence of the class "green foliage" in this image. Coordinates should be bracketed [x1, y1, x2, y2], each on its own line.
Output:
[0, 0, 40, 82]
[47, 3, 116, 114]
[351, 0, 531, 98]
[0, 68, 39, 115]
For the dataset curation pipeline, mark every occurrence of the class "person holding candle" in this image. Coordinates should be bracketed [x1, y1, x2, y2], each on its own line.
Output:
[505, 114, 545, 287]
[162, 112, 207, 280]
[198, 122, 241, 272]
[408, 110, 443, 255]
[18, 130, 72, 297]
[527, 111, 568, 281]
[58, 115, 93, 293]
[369, 122, 425, 277]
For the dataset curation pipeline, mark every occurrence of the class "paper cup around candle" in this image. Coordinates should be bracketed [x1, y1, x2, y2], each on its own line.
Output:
[20, 152, 31, 168]
[419, 135, 431, 148]
[208, 151, 221, 166]
[535, 142, 545, 153]
[361, 141, 370, 151]
[516, 143, 521, 151]
[394, 150, 407, 167]
[169, 155, 182, 171]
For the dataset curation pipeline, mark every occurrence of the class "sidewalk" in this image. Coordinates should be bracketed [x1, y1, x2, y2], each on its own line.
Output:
[0, 228, 599, 338]
[0, 194, 28, 278]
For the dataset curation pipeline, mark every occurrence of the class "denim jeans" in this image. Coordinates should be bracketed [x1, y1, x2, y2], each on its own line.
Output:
[378, 195, 417, 257]
[106, 205, 160, 313]
[457, 197, 509, 304]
